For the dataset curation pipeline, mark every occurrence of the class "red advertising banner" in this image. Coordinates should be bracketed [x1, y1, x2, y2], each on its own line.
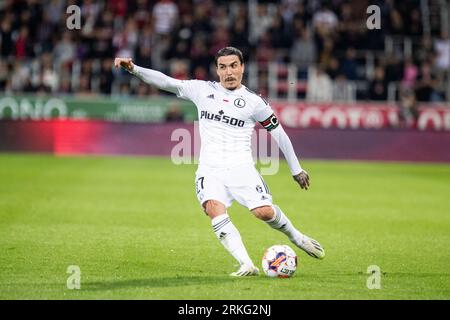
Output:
[2, 120, 449, 162]
[271, 103, 450, 131]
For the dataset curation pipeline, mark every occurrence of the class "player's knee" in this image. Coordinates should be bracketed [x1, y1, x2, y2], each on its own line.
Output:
[203, 200, 226, 218]
[251, 205, 275, 221]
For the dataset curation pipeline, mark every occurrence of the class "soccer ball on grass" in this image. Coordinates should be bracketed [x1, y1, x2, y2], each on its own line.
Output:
[262, 245, 297, 278]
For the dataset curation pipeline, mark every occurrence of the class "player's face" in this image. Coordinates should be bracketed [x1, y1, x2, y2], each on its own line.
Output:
[216, 55, 244, 90]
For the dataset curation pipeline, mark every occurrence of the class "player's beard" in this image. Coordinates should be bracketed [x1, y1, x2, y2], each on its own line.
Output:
[224, 78, 239, 90]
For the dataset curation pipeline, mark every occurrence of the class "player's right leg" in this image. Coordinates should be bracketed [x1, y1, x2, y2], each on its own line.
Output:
[195, 170, 258, 276]
[203, 200, 259, 277]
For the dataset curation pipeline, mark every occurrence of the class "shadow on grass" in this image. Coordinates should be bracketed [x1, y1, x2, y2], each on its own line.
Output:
[83, 275, 270, 291]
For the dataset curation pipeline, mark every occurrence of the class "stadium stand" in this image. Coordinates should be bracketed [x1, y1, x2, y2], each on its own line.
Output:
[0, 0, 449, 103]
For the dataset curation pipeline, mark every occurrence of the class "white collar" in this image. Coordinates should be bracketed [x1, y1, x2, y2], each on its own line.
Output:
[216, 82, 246, 95]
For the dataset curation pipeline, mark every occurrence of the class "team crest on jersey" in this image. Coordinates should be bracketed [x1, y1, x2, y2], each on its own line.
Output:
[234, 98, 246, 108]
[256, 185, 264, 193]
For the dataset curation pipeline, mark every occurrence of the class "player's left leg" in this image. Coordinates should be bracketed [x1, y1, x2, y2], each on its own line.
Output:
[226, 164, 324, 260]
[225, 164, 324, 259]
[252, 205, 325, 259]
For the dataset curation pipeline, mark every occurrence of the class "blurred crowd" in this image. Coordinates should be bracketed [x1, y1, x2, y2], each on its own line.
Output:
[0, 0, 449, 102]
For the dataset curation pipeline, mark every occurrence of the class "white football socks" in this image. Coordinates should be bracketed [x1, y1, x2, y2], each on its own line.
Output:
[211, 213, 254, 267]
[266, 205, 305, 245]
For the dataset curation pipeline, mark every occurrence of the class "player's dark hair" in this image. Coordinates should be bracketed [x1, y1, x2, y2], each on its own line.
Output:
[214, 47, 244, 66]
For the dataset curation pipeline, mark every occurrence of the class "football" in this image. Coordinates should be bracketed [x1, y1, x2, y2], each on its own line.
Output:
[262, 245, 297, 278]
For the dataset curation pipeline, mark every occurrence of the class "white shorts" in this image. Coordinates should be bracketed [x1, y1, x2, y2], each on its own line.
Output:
[194, 163, 273, 210]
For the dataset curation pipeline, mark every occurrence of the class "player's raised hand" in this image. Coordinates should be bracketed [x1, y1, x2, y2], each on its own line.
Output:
[114, 57, 134, 72]
[293, 170, 310, 190]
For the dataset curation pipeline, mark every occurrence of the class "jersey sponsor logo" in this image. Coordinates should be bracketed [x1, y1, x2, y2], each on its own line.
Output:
[207, 94, 215, 99]
[200, 110, 245, 127]
[234, 98, 246, 108]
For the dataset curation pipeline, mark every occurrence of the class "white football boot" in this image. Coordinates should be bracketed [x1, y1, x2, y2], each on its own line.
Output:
[292, 234, 325, 259]
[230, 264, 259, 277]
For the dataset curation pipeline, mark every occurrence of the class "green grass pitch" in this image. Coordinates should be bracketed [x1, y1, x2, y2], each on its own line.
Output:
[0, 153, 449, 299]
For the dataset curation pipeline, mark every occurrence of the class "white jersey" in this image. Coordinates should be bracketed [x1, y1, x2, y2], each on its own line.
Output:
[131, 65, 302, 175]
[175, 80, 274, 169]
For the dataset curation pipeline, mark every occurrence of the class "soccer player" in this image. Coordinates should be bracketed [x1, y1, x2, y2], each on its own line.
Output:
[114, 47, 325, 276]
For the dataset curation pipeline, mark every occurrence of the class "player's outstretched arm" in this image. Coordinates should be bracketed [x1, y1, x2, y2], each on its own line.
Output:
[268, 123, 310, 190]
[114, 57, 182, 95]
